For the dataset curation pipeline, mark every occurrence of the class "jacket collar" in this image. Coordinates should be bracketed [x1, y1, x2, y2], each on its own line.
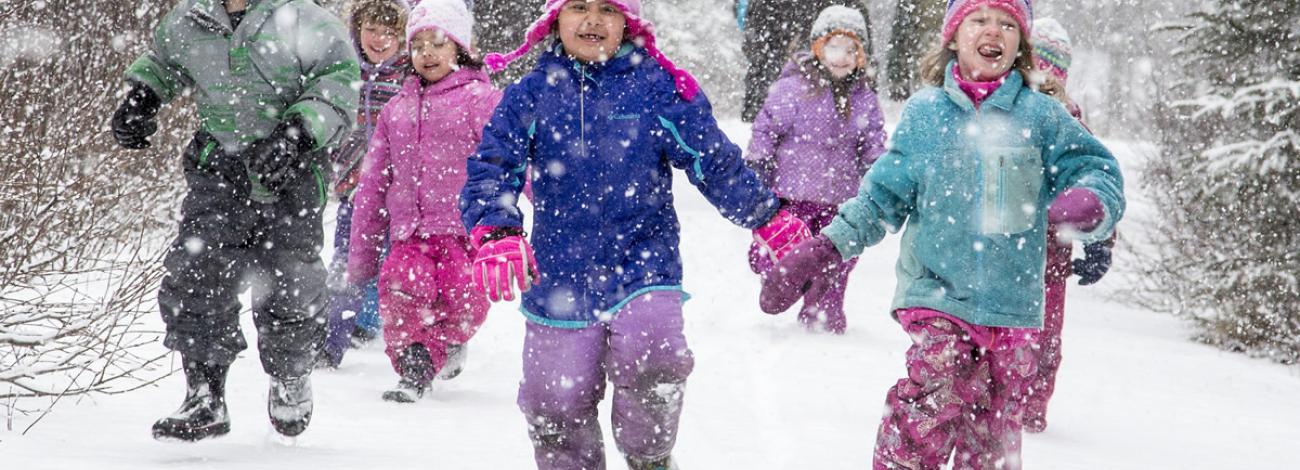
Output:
[538, 41, 639, 85]
[187, 0, 280, 35]
[400, 67, 491, 97]
[942, 60, 1024, 113]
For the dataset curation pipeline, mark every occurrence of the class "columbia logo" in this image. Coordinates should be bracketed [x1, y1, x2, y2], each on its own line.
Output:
[610, 113, 641, 120]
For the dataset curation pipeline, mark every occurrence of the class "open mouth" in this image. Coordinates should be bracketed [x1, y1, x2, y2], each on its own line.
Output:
[577, 32, 606, 43]
[978, 43, 1004, 61]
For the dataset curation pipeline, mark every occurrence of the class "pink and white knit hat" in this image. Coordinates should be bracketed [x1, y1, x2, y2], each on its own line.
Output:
[483, 0, 702, 101]
[942, 0, 1033, 45]
[406, 0, 474, 52]
[1031, 18, 1072, 83]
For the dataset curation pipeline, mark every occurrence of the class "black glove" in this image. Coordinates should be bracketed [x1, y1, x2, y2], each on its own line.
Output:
[110, 81, 162, 149]
[1072, 240, 1113, 286]
[245, 116, 315, 193]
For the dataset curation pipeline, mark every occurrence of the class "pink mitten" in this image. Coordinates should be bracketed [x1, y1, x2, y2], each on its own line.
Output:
[470, 226, 539, 302]
[1048, 188, 1104, 233]
[752, 209, 812, 263]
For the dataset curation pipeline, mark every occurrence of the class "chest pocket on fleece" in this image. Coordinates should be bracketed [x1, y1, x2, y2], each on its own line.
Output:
[979, 146, 1043, 235]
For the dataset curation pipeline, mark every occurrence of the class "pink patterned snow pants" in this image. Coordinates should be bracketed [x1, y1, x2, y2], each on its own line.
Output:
[874, 310, 1038, 470]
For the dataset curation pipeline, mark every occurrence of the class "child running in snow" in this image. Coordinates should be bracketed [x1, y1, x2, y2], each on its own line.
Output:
[347, 0, 501, 403]
[460, 0, 810, 467]
[1021, 17, 1116, 433]
[745, 5, 887, 334]
[762, 1, 1125, 467]
[320, 0, 412, 370]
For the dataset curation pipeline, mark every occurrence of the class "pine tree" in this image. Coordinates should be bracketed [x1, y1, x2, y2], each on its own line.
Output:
[1141, 0, 1300, 363]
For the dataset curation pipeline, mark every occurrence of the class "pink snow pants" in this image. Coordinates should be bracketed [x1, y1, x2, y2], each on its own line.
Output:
[874, 309, 1037, 470]
[1022, 226, 1071, 431]
[377, 236, 488, 377]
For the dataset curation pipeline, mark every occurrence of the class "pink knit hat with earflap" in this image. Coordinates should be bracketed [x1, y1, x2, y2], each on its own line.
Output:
[483, 0, 701, 101]
[942, 0, 1033, 45]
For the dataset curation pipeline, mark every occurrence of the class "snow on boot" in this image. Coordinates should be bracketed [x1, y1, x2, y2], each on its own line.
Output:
[626, 455, 679, 470]
[382, 344, 433, 403]
[268, 375, 313, 436]
[152, 361, 230, 442]
[436, 343, 468, 380]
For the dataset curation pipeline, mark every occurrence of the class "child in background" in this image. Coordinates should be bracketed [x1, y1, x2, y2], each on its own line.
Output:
[321, 0, 412, 370]
[762, 1, 1125, 467]
[461, 0, 809, 467]
[746, 5, 886, 334]
[1022, 17, 1116, 433]
[347, 0, 500, 403]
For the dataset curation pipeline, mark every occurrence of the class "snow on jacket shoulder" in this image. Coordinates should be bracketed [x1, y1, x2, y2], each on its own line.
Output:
[460, 42, 780, 327]
[822, 61, 1125, 329]
[125, 0, 359, 154]
[746, 56, 887, 205]
[347, 68, 502, 283]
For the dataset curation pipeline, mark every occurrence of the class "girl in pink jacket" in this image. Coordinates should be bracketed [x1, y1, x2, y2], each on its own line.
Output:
[347, 0, 502, 403]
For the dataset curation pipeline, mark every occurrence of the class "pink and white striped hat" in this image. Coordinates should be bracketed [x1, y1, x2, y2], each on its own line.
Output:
[483, 0, 701, 101]
[942, 0, 1033, 45]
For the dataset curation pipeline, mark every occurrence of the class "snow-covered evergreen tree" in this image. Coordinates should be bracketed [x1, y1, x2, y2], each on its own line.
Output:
[1140, 0, 1300, 363]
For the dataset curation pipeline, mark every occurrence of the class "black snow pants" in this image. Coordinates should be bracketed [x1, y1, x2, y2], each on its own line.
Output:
[741, 0, 873, 122]
[158, 131, 328, 379]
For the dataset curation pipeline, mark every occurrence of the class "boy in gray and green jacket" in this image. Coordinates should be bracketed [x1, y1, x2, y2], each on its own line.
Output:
[110, 0, 358, 442]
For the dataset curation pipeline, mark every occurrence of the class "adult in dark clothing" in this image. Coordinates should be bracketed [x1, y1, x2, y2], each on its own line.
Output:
[473, 0, 546, 86]
[739, 0, 873, 122]
[885, 0, 944, 100]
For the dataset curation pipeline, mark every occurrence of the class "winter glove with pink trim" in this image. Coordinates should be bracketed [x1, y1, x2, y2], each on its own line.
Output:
[471, 226, 539, 302]
[752, 209, 812, 264]
[110, 81, 161, 149]
[759, 235, 842, 314]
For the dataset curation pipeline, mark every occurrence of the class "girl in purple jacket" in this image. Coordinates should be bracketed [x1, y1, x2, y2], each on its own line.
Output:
[346, 0, 502, 403]
[745, 5, 887, 334]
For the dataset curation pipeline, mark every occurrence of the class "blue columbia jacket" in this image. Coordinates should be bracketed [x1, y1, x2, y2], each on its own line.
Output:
[822, 62, 1125, 328]
[461, 43, 780, 327]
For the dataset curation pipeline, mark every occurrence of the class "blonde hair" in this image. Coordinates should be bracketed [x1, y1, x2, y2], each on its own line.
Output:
[918, 33, 1036, 87]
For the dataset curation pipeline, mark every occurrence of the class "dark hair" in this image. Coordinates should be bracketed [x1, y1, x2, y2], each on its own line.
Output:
[349, 1, 408, 36]
[456, 46, 484, 70]
[794, 53, 874, 119]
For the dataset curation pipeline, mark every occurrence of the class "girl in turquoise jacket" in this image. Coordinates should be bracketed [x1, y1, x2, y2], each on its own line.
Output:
[762, 1, 1124, 467]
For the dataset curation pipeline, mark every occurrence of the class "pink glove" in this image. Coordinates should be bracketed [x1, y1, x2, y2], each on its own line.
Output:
[471, 226, 539, 302]
[752, 209, 812, 263]
[1048, 188, 1104, 233]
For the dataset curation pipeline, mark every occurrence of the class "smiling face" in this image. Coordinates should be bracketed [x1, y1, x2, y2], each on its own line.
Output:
[410, 29, 459, 83]
[950, 6, 1022, 81]
[556, 0, 627, 63]
[359, 21, 401, 64]
[816, 34, 862, 80]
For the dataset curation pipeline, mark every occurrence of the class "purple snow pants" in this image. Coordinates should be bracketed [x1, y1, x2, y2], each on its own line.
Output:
[517, 292, 694, 469]
[749, 200, 858, 333]
[874, 309, 1037, 470]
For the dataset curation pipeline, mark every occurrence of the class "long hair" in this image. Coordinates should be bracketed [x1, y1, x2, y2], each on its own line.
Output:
[918, 33, 1036, 86]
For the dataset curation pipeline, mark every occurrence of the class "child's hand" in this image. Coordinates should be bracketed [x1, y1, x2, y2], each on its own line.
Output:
[1048, 188, 1104, 235]
[1072, 240, 1113, 285]
[471, 226, 539, 302]
[245, 116, 314, 193]
[753, 209, 812, 263]
[759, 235, 842, 314]
[110, 81, 161, 149]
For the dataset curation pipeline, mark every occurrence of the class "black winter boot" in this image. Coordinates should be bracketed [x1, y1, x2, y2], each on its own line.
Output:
[625, 455, 679, 470]
[268, 375, 313, 436]
[382, 344, 433, 403]
[152, 361, 230, 442]
[435, 343, 468, 380]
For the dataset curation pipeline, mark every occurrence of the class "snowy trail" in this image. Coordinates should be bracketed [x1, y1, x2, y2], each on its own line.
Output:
[3, 121, 1299, 469]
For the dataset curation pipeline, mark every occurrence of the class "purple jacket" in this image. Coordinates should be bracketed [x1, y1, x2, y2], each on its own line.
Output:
[746, 58, 887, 205]
[347, 68, 503, 283]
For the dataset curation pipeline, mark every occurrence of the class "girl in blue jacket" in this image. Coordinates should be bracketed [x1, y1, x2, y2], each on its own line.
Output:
[763, 1, 1125, 467]
[459, 1, 807, 468]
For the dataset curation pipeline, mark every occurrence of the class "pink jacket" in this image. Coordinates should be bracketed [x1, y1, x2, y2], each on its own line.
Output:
[348, 68, 503, 283]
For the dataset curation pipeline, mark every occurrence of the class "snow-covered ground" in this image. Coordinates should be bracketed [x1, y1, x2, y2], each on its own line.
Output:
[4, 120, 1299, 469]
